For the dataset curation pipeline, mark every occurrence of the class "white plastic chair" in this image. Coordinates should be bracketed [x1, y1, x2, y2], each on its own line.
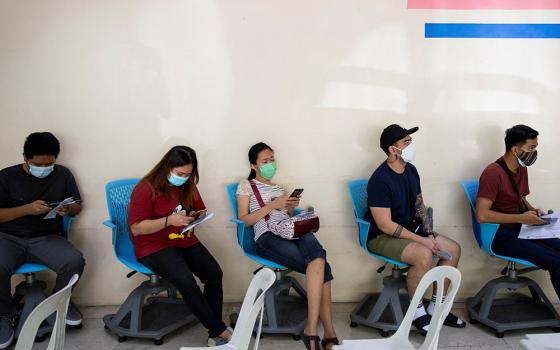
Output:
[521, 333, 560, 349]
[179, 268, 276, 350]
[334, 266, 462, 350]
[15, 274, 79, 350]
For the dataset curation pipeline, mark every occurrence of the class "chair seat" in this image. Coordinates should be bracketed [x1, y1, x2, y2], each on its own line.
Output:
[367, 250, 410, 269]
[117, 256, 154, 275]
[244, 252, 285, 270]
[492, 253, 537, 268]
[16, 263, 49, 275]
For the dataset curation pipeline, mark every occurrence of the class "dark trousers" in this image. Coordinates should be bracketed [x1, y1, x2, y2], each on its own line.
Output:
[493, 225, 560, 299]
[139, 243, 226, 338]
[0, 232, 85, 316]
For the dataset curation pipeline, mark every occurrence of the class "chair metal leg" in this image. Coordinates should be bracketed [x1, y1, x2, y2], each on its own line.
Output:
[467, 275, 560, 336]
[103, 276, 197, 344]
[349, 270, 409, 335]
[14, 274, 54, 339]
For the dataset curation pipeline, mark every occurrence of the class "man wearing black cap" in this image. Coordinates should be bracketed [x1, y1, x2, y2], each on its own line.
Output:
[364, 124, 464, 335]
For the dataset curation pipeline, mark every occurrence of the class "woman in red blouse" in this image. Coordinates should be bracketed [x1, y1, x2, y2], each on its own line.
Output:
[127, 146, 230, 347]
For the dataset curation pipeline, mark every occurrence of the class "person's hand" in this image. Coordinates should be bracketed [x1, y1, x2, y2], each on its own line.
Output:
[26, 200, 51, 215]
[421, 235, 440, 254]
[271, 196, 289, 210]
[535, 208, 546, 217]
[167, 213, 194, 227]
[188, 210, 207, 220]
[520, 211, 546, 225]
[56, 205, 70, 217]
[286, 197, 300, 209]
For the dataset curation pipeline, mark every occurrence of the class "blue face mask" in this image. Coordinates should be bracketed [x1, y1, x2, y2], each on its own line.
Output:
[168, 172, 190, 187]
[28, 164, 55, 179]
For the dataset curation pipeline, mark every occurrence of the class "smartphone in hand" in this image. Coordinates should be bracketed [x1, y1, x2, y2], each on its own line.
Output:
[190, 210, 207, 220]
[290, 189, 304, 198]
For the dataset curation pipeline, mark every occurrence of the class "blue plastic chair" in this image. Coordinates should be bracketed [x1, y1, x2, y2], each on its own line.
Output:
[347, 179, 412, 337]
[226, 182, 307, 338]
[226, 183, 284, 269]
[102, 178, 196, 345]
[347, 179, 409, 268]
[103, 178, 153, 275]
[461, 180, 536, 267]
[13, 215, 77, 339]
[461, 179, 560, 337]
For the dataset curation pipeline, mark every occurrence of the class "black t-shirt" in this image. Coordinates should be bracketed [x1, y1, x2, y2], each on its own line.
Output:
[364, 161, 422, 239]
[0, 164, 81, 238]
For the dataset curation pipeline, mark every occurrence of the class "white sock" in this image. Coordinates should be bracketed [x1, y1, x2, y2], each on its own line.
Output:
[413, 301, 427, 321]
[427, 294, 442, 315]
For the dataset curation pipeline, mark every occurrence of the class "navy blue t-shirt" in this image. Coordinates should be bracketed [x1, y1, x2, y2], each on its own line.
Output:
[364, 161, 421, 239]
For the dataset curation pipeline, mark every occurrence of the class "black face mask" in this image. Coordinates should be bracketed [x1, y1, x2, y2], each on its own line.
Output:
[517, 150, 538, 167]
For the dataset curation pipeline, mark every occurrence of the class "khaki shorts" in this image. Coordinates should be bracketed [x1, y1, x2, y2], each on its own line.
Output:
[367, 234, 415, 262]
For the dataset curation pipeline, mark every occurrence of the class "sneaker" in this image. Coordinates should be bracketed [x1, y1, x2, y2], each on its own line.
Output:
[207, 336, 228, 347]
[0, 315, 14, 350]
[207, 328, 233, 347]
[65, 302, 83, 326]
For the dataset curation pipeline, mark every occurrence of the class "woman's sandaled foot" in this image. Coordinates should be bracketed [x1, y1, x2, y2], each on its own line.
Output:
[302, 333, 322, 350]
[321, 337, 340, 350]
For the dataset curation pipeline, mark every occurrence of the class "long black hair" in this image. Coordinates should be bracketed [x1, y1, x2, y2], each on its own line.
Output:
[142, 146, 199, 207]
[247, 142, 274, 180]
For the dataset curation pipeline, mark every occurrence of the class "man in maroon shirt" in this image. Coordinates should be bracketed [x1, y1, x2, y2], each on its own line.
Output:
[476, 125, 560, 299]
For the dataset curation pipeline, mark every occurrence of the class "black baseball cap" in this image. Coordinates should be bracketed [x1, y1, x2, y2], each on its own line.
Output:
[380, 124, 419, 154]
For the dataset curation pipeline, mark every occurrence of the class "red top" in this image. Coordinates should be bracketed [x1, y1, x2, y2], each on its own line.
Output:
[127, 181, 203, 259]
[478, 157, 530, 215]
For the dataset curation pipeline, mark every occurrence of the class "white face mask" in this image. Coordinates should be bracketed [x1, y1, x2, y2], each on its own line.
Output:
[395, 142, 416, 163]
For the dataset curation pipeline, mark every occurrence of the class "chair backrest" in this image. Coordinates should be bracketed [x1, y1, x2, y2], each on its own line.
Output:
[394, 266, 462, 350]
[347, 179, 370, 249]
[460, 180, 499, 255]
[228, 268, 276, 350]
[15, 274, 79, 350]
[105, 178, 140, 263]
[226, 182, 258, 256]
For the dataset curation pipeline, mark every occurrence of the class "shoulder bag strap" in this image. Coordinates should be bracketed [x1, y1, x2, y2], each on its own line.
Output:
[249, 180, 270, 221]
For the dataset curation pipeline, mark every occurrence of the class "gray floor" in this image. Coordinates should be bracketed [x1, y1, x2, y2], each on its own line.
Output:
[14, 303, 554, 350]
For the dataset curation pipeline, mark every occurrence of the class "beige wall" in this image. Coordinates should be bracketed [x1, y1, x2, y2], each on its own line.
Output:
[1, 1, 559, 306]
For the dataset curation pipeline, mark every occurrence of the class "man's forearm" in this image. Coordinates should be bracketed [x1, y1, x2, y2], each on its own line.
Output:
[0, 205, 29, 223]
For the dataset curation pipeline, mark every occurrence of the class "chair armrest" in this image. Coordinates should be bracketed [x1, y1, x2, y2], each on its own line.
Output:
[103, 220, 117, 229]
[103, 220, 118, 246]
[62, 215, 76, 239]
[356, 218, 371, 250]
[231, 218, 246, 245]
[481, 222, 500, 255]
[294, 208, 303, 215]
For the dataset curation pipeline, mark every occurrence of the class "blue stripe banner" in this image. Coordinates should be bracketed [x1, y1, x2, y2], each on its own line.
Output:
[425, 23, 560, 38]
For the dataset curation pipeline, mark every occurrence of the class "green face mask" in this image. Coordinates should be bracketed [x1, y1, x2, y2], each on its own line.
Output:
[259, 162, 277, 180]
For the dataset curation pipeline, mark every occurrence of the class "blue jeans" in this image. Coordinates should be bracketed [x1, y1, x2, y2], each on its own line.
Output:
[492, 224, 560, 299]
[256, 232, 333, 283]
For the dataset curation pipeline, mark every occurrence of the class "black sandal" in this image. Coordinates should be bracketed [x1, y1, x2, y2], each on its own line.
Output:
[412, 314, 431, 336]
[321, 337, 340, 349]
[301, 333, 321, 350]
[443, 312, 466, 328]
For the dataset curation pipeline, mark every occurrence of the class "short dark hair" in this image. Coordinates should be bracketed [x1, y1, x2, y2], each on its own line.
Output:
[23, 132, 60, 159]
[504, 125, 539, 152]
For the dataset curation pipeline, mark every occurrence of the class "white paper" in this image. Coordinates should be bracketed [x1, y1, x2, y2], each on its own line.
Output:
[43, 197, 79, 219]
[518, 216, 560, 240]
[181, 212, 214, 233]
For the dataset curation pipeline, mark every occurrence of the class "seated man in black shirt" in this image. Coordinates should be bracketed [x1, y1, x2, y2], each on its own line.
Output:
[364, 124, 464, 335]
[0, 132, 85, 349]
